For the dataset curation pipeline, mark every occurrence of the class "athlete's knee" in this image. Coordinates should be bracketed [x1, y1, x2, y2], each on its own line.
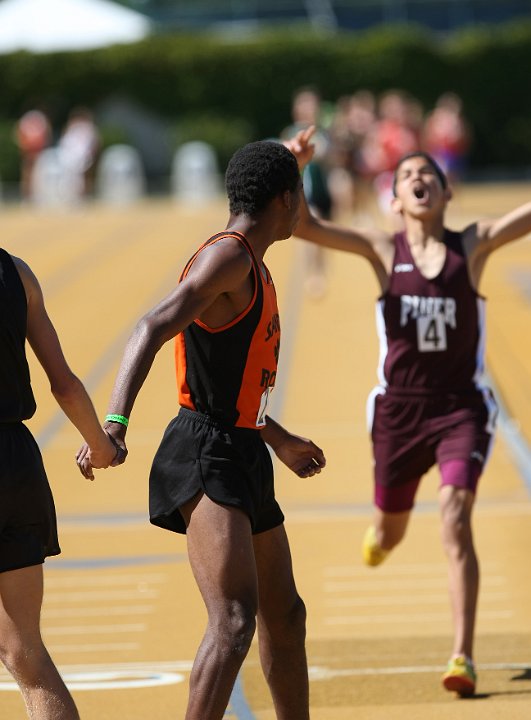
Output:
[377, 515, 409, 550]
[212, 600, 257, 658]
[440, 500, 474, 556]
[0, 635, 47, 685]
[261, 594, 307, 651]
[278, 594, 307, 641]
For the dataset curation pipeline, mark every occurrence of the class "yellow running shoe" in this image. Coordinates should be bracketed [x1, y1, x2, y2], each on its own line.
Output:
[362, 525, 389, 567]
[442, 655, 476, 697]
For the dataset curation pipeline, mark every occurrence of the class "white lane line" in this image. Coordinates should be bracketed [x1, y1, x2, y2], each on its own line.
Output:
[0, 658, 526, 691]
[325, 610, 513, 625]
[48, 642, 141, 653]
[43, 605, 155, 619]
[325, 591, 509, 607]
[324, 576, 505, 592]
[324, 561, 500, 576]
[44, 589, 160, 603]
[309, 661, 529, 680]
[44, 624, 146, 636]
[45, 573, 166, 587]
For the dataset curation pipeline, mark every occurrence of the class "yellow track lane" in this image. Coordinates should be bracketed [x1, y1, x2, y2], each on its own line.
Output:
[0, 187, 530, 719]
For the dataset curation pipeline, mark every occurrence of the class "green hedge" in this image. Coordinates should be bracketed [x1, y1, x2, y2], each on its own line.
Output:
[1, 21, 530, 180]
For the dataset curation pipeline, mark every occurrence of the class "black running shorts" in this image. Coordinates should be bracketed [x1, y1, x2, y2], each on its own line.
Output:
[149, 408, 285, 535]
[0, 423, 60, 573]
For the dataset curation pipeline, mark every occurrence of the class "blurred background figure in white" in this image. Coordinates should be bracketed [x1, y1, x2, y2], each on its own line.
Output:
[171, 141, 220, 205]
[58, 107, 101, 199]
[96, 144, 146, 206]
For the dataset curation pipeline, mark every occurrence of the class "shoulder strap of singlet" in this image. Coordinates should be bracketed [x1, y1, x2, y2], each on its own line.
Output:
[443, 229, 465, 257]
[390, 231, 409, 265]
[180, 231, 258, 281]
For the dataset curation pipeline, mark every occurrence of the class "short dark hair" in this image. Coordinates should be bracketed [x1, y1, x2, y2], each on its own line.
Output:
[225, 140, 300, 216]
[392, 152, 447, 196]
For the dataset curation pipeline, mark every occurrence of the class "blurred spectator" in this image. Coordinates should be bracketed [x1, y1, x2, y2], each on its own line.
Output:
[281, 86, 332, 298]
[58, 107, 101, 198]
[15, 109, 52, 200]
[423, 92, 471, 184]
[359, 90, 420, 217]
[327, 89, 377, 217]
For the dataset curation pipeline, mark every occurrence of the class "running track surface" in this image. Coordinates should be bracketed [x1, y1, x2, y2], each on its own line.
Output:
[1, 186, 530, 719]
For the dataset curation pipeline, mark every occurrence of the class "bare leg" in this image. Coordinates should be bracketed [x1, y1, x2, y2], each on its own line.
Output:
[180, 494, 258, 720]
[373, 507, 411, 551]
[254, 524, 309, 720]
[439, 485, 478, 659]
[0, 565, 79, 720]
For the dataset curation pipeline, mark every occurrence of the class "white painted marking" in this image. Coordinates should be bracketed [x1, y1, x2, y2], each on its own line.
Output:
[324, 576, 505, 592]
[43, 605, 154, 618]
[0, 669, 184, 691]
[325, 610, 513, 625]
[44, 624, 146, 636]
[48, 642, 140, 654]
[0, 658, 524, 691]
[309, 661, 530, 681]
[324, 561, 500, 577]
[325, 591, 509, 607]
[44, 589, 160, 603]
[45, 573, 166, 588]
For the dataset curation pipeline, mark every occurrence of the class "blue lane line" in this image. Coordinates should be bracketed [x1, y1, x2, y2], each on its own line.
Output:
[46, 553, 187, 570]
[225, 674, 257, 720]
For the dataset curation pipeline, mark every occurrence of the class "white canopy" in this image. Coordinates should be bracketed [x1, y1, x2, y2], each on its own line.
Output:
[0, 0, 151, 54]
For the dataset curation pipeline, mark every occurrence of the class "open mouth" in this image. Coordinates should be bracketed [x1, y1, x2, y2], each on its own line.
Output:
[413, 185, 426, 200]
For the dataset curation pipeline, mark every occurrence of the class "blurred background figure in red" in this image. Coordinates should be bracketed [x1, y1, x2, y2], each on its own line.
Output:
[359, 89, 420, 220]
[423, 92, 472, 185]
[15, 108, 52, 200]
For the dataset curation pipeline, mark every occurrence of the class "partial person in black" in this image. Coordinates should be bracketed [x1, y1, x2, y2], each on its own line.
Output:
[286, 126, 531, 697]
[0, 248, 117, 719]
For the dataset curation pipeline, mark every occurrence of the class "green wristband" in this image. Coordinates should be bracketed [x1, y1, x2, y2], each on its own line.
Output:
[105, 414, 129, 427]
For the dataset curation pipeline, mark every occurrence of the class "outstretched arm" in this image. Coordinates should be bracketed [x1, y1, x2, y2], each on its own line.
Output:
[261, 415, 326, 478]
[284, 126, 393, 286]
[14, 256, 117, 477]
[464, 201, 531, 287]
[475, 201, 531, 252]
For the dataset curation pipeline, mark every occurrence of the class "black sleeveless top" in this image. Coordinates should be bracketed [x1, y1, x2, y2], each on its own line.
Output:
[0, 248, 37, 421]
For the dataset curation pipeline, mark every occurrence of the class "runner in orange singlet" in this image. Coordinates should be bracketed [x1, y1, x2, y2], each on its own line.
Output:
[77, 140, 326, 720]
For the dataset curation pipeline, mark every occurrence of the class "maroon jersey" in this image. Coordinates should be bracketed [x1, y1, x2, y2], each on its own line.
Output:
[376, 230, 485, 392]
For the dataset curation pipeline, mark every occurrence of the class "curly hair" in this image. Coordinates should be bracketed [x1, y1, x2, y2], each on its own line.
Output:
[225, 140, 300, 216]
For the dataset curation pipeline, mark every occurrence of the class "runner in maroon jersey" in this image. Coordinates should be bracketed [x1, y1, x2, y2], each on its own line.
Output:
[286, 126, 531, 697]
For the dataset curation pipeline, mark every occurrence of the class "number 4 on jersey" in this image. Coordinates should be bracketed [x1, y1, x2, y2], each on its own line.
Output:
[417, 315, 447, 352]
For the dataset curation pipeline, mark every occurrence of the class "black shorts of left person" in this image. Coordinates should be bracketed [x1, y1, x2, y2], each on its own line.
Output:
[149, 407, 285, 535]
[0, 422, 60, 574]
